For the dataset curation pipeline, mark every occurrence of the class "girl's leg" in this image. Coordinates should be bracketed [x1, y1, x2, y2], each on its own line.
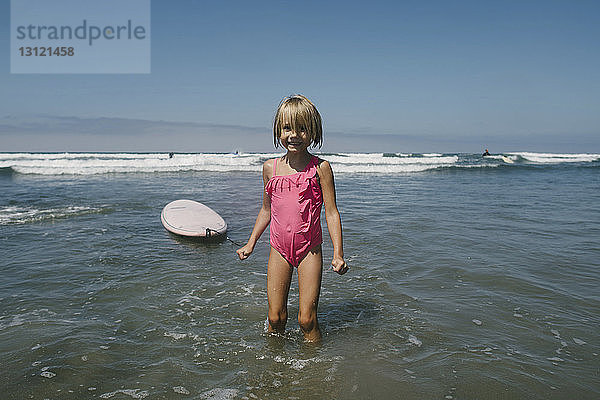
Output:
[267, 247, 293, 334]
[297, 245, 323, 342]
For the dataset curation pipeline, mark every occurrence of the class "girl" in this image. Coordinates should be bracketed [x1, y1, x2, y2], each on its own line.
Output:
[236, 94, 347, 342]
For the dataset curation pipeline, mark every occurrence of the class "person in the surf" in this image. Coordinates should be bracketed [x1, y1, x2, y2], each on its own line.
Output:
[482, 149, 491, 157]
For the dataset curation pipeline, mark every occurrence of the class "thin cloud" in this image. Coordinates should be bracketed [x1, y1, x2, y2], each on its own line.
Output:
[0, 114, 266, 136]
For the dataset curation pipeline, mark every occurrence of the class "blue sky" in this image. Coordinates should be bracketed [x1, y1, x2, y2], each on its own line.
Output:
[1, 0, 599, 153]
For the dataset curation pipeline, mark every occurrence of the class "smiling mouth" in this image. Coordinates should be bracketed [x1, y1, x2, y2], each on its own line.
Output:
[287, 141, 303, 146]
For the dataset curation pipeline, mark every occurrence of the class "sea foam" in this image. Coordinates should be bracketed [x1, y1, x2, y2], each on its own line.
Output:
[0, 152, 597, 175]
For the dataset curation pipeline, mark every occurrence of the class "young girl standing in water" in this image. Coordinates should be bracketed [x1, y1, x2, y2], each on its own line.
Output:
[236, 94, 347, 342]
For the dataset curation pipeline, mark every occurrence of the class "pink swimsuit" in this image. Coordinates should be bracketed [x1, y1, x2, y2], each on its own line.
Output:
[265, 156, 323, 267]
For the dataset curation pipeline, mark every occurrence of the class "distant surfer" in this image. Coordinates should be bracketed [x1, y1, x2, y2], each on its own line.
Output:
[482, 149, 491, 157]
[169, 152, 174, 159]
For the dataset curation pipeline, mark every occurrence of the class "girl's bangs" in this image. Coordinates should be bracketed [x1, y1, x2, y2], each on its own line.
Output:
[279, 104, 311, 133]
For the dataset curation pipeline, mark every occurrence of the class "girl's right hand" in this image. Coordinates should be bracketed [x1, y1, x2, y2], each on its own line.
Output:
[236, 244, 254, 260]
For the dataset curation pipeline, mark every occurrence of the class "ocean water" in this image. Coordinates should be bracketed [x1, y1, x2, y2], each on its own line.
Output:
[1, 152, 599, 399]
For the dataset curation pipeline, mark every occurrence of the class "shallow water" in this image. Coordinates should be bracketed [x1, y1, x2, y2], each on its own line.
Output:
[1, 153, 599, 399]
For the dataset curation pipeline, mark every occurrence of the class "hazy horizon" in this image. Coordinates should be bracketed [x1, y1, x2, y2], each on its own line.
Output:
[1, 113, 597, 154]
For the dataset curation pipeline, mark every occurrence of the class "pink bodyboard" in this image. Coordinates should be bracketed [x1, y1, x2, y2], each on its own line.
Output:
[161, 199, 227, 237]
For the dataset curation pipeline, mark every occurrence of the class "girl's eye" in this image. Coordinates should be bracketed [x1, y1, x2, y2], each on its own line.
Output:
[283, 125, 291, 131]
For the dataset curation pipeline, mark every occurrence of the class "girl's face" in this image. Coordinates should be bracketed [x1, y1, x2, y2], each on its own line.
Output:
[279, 121, 310, 153]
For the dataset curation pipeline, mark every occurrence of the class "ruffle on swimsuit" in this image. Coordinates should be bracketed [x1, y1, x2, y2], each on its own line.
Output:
[265, 156, 323, 267]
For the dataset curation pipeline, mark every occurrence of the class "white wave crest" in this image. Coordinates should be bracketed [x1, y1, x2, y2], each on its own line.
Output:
[0, 151, 596, 175]
[0, 205, 106, 225]
[0, 153, 276, 175]
[511, 152, 600, 163]
[0, 152, 458, 175]
[327, 153, 458, 166]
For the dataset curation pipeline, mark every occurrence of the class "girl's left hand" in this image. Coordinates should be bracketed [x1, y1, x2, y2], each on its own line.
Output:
[332, 257, 349, 275]
[236, 243, 254, 260]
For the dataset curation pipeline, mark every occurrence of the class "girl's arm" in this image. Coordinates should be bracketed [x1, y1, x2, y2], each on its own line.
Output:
[236, 160, 272, 260]
[318, 160, 348, 275]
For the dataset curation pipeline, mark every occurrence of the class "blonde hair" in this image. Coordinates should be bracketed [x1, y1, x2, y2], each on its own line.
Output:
[273, 94, 323, 148]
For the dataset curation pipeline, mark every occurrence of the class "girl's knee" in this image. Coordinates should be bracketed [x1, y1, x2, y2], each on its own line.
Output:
[298, 311, 317, 333]
[268, 308, 287, 327]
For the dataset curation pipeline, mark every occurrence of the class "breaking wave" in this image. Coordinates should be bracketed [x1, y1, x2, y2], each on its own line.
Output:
[0, 152, 597, 176]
